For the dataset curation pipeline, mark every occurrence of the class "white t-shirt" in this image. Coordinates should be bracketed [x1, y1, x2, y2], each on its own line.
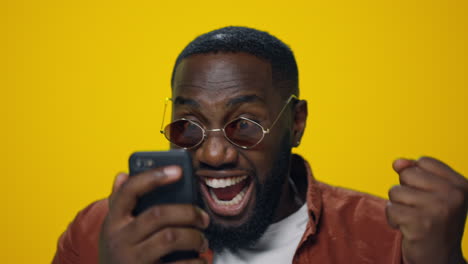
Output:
[213, 203, 309, 264]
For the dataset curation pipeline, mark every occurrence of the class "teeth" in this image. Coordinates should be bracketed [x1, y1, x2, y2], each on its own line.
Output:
[210, 187, 247, 206]
[205, 175, 247, 188]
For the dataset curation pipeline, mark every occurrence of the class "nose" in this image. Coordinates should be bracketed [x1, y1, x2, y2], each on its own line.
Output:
[195, 130, 238, 169]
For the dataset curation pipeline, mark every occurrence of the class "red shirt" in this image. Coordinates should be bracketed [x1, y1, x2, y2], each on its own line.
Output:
[53, 155, 402, 263]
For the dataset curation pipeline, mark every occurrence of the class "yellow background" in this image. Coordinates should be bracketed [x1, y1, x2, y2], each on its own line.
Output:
[2, 0, 467, 262]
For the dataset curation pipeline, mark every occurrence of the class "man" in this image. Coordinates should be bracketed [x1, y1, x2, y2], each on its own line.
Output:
[53, 26, 468, 264]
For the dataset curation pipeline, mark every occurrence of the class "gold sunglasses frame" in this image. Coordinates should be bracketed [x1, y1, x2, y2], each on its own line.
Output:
[160, 94, 298, 149]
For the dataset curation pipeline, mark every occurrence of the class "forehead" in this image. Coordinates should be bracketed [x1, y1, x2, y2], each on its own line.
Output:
[172, 53, 274, 104]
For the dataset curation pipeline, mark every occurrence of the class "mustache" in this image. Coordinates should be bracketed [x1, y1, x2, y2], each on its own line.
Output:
[194, 162, 254, 173]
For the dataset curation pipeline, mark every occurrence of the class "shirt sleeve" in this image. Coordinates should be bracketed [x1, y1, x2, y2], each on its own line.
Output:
[52, 222, 80, 264]
[52, 200, 108, 264]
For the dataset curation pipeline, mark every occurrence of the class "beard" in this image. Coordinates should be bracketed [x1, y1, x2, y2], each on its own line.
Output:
[199, 134, 292, 253]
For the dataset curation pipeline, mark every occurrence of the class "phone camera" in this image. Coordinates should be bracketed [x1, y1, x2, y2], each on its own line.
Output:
[135, 158, 143, 168]
[144, 159, 154, 167]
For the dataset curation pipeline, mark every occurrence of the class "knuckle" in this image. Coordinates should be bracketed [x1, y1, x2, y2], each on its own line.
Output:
[150, 206, 163, 219]
[163, 227, 178, 242]
[151, 228, 178, 254]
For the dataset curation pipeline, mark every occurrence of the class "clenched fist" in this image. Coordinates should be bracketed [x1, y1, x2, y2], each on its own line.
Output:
[386, 157, 468, 264]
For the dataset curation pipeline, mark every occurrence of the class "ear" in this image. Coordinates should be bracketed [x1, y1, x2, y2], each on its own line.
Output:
[292, 100, 308, 147]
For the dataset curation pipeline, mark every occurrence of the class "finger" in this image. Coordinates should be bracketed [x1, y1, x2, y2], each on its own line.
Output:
[136, 227, 208, 262]
[108, 173, 129, 208]
[416, 156, 468, 189]
[385, 201, 417, 229]
[392, 158, 416, 173]
[398, 166, 449, 192]
[109, 166, 182, 221]
[388, 185, 436, 207]
[122, 205, 210, 244]
[113, 172, 129, 193]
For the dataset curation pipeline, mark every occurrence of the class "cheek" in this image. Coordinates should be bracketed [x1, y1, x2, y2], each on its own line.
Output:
[258, 130, 292, 178]
[244, 138, 287, 184]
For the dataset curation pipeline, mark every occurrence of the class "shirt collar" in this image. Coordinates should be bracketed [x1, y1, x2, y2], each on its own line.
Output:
[292, 154, 322, 236]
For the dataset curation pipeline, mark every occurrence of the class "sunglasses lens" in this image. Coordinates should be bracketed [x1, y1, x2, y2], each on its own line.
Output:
[164, 120, 203, 148]
[225, 118, 264, 148]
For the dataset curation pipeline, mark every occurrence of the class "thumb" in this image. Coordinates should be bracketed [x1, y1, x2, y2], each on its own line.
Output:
[393, 158, 416, 173]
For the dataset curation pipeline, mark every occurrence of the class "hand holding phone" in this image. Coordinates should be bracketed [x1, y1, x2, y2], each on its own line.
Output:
[98, 151, 209, 264]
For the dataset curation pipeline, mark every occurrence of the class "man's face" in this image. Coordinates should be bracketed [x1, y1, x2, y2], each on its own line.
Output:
[171, 52, 295, 250]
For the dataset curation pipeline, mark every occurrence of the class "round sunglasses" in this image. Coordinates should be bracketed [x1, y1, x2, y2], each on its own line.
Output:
[160, 95, 298, 149]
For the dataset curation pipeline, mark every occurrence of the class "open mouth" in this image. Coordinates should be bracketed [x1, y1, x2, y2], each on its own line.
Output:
[199, 173, 255, 217]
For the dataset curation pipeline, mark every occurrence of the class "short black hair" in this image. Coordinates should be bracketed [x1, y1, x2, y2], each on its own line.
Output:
[171, 26, 299, 96]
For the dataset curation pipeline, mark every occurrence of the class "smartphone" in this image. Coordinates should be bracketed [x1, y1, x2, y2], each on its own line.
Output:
[129, 150, 197, 215]
[128, 150, 199, 262]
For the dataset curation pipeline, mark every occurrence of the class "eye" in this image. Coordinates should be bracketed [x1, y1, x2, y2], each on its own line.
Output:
[232, 118, 260, 134]
[238, 120, 250, 130]
[184, 121, 200, 131]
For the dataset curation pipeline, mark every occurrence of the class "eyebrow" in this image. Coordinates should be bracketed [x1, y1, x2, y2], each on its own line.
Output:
[173, 94, 264, 109]
[173, 96, 200, 108]
[226, 94, 264, 108]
